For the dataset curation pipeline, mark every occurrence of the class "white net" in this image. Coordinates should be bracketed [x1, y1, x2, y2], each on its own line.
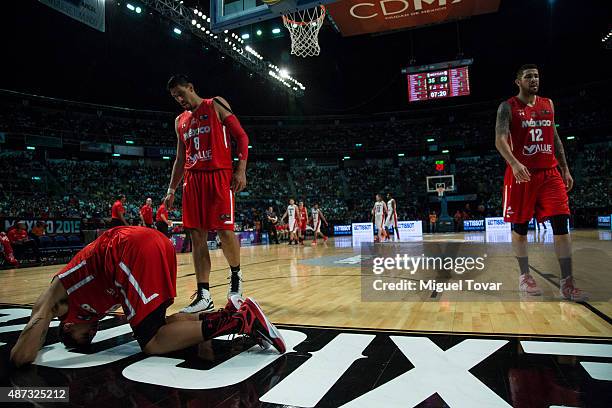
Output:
[282, 5, 326, 57]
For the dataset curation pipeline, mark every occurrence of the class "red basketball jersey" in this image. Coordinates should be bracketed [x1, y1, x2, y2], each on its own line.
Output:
[55, 227, 177, 327]
[140, 205, 153, 224]
[507, 96, 558, 169]
[111, 200, 125, 219]
[176, 99, 231, 171]
[299, 207, 308, 222]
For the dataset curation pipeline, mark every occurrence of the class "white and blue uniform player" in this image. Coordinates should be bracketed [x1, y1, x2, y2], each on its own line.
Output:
[281, 198, 300, 245]
[385, 193, 399, 241]
[371, 194, 388, 242]
[310, 203, 328, 245]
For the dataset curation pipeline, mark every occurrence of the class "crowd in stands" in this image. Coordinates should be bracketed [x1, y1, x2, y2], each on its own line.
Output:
[0, 87, 610, 257]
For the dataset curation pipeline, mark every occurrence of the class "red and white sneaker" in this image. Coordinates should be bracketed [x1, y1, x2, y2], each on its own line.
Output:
[519, 274, 542, 296]
[560, 277, 588, 302]
[323, 236, 328, 242]
[240, 297, 286, 354]
[224, 294, 245, 313]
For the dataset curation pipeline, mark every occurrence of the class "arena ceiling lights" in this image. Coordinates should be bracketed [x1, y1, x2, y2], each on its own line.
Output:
[136, 0, 305, 96]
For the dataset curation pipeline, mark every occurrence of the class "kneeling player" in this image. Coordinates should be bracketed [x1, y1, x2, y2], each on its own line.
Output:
[10, 226, 285, 367]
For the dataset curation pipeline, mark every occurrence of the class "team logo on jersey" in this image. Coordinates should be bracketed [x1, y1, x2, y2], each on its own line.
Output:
[105, 288, 116, 296]
[199, 114, 208, 120]
[517, 110, 525, 117]
[521, 119, 552, 128]
[523, 144, 552, 156]
[540, 109, 551, 115]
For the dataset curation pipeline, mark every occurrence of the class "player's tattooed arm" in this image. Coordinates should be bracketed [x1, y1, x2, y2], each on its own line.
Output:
[11, 279, 66, 367]
[495, 101, 530, 182]
[494, 101, 513, 159]
[10, 312, 53, 367]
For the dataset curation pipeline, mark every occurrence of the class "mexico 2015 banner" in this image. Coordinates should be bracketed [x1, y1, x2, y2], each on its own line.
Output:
[39, 0, 106, 32]
[2, 218, 81, 235]
[327, 0, 501, 37]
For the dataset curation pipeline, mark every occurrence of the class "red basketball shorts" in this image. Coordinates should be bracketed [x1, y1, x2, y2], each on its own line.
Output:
[182, 169, 234, 231]
[502, 166, 570, 224]
[116, 229, 177, 327]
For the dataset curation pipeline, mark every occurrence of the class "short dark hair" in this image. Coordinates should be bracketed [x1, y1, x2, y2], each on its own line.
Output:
[516, 64, 538, 79]
[167, 74, 191, 91]
[58, 321, 98, 349]
[116, 194, 125, 200]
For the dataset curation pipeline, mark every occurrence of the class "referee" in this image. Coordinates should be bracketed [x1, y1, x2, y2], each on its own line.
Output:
[264, 206, 280, 244]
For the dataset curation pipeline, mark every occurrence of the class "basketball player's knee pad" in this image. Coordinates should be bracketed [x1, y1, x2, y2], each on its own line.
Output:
[550, 215, 569, 235]
[512, 222, 529, 236]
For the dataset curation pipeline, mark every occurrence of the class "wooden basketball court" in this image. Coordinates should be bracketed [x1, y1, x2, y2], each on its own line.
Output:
[2, 229, 610, 338]
[1, 229, 611, 407]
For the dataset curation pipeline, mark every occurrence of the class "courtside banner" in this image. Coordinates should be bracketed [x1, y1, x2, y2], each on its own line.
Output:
[333, 224, 352, 235]
[597, 215, 611, 228]
[485, 217, 511, 232]
[2, 218, 81, 235]
[327, 0, 501, 37]
[39, 0, 106, 32]
[352, 222, 373, 246]
[397, 220, 422, 238]
[463, 219, 485, 231]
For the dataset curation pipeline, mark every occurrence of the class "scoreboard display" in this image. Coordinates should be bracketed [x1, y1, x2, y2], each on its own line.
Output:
[408, 67, 470, 102]
[402, 59, 473, 103]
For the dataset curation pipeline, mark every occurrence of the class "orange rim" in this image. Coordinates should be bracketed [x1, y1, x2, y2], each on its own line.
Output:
[282, 5, 326, 26]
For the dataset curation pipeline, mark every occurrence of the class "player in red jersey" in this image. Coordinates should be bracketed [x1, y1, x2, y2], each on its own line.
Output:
[155, 201, 172, 236]
[297, 201, 308, 245]
[9, 227, 286, 367]
[139, 198, 154, 228]
[164, 75, 250, 313]
[495, 64, 585, 301]
[111, 194, 128, 227]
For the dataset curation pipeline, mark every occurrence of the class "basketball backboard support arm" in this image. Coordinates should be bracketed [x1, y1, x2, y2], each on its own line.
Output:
[138, 0, 304, 96]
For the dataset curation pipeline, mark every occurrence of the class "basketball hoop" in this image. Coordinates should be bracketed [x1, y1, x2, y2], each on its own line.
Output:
[436, 186, 445, 197]
[282, 5, 326, 57]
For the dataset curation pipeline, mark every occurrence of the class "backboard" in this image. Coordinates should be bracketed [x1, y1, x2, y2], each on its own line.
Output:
[426, 175, 455, 193]
[210, 0, 333, 33]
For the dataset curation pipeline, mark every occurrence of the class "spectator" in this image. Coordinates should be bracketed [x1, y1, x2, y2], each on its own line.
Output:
[29, 221, 46, 246]
[111, 194, 128, 227]
[454, 210, 464, 232]
[428, 211, 437, 233]
[0, 231, 19, 267]
[7, 221, 40, 263]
